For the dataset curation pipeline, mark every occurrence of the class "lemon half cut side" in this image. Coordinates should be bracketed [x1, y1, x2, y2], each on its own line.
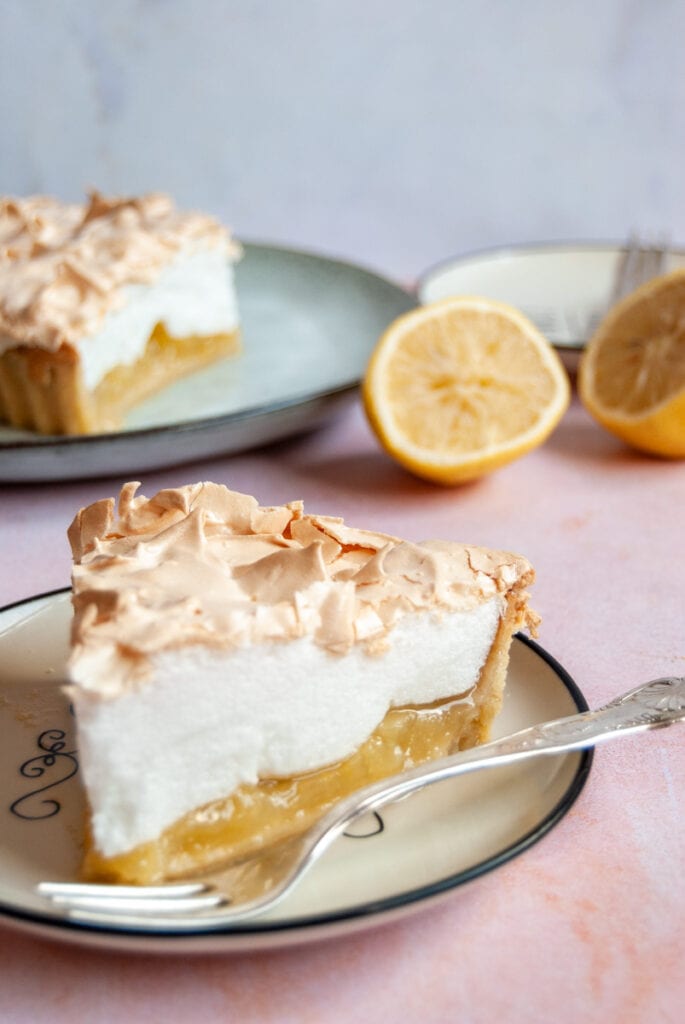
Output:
[362, 296, 571, 485]
[578, 269, 685, 458]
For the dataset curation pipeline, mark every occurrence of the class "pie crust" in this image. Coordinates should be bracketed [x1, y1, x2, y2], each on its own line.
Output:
[0, 324, 240, 434]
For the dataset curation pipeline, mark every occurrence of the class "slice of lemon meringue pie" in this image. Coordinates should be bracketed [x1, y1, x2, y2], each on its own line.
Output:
[0, 191, 240, 435]
[66, 482, 538, 884]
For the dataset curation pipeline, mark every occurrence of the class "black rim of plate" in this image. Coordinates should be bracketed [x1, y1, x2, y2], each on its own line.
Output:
[0, 589, 593, 945]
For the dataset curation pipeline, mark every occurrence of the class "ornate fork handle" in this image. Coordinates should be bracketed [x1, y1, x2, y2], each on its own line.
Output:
[336, 676, 685, 832]
[483, 675, 685, 756]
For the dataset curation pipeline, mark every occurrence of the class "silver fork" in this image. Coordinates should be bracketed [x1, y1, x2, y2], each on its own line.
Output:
[38, 675, 685, 932]
[533, 237, 668, 346]
[583, 236, 668, 338]
[608, 235, 668, 305]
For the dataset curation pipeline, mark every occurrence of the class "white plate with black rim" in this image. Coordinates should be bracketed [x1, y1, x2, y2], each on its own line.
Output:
[418, 241, 685, 374]
[0, 243, 415, 483]
[0, 590, 592, 953]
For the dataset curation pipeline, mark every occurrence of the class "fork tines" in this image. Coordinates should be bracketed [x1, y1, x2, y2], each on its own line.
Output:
[37, 879, 227, 915]
[610, 237, 667, 304]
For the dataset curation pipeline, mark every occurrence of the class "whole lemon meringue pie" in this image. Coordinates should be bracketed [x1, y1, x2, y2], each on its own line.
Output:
[66, 482, 538, 884]
[0, 191, 240, 435]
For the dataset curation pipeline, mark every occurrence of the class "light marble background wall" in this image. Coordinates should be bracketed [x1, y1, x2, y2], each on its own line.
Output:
[1, 0, 684, 281]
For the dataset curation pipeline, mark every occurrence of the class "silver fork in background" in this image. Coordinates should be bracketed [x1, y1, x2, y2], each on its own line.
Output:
[608, 235, 668, 304]
[532, 237, 668, 347]
[37, 674, 685, 932]
[583, 236, 668, 338]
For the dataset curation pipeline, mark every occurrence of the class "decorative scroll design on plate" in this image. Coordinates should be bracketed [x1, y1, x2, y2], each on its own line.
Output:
[9, 729, 78, 821]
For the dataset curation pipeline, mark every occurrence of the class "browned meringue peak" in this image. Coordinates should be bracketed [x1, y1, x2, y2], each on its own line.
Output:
[0, 190, 239, 351]
[68, 482, 535, 695]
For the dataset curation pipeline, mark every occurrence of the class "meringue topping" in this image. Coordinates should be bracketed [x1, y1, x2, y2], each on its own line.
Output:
[68, 482, 536, 697]
[0, 191, 239, 352]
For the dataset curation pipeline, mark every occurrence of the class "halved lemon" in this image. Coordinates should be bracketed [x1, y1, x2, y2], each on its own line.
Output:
[362, 296, 570, 485]
[578, 269, 685, 457]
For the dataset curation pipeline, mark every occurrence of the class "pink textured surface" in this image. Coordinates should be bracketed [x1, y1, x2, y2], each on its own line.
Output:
[1, 396, 684, 1023]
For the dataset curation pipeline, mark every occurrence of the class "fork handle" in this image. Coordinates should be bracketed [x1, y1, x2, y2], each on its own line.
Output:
[331, 675, 685, 835]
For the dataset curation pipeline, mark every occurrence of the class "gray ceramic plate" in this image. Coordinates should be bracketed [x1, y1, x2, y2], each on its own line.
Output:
[0, 591, 592, 954]
[0, 244, 415, 482]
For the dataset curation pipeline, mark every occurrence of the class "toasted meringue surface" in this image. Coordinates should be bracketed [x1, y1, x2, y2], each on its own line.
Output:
[68, 482, 536, 697]
[0, 191, 239, 353]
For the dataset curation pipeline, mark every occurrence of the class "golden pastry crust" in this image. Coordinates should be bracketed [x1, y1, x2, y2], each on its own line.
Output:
[0, 324, 240, 434]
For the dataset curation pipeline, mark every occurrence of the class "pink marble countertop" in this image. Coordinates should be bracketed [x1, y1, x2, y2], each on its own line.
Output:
[1, 396, 683, 1023]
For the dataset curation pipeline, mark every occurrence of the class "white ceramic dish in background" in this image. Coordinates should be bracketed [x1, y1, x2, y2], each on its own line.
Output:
[0, 243, 415, 484]
[417, 242, 685, 374]
[0, 591, 592, 954]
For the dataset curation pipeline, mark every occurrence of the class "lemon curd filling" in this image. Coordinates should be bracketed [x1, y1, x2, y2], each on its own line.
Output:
[0, 322, 240, 434]
[83, 688, 490, 885]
